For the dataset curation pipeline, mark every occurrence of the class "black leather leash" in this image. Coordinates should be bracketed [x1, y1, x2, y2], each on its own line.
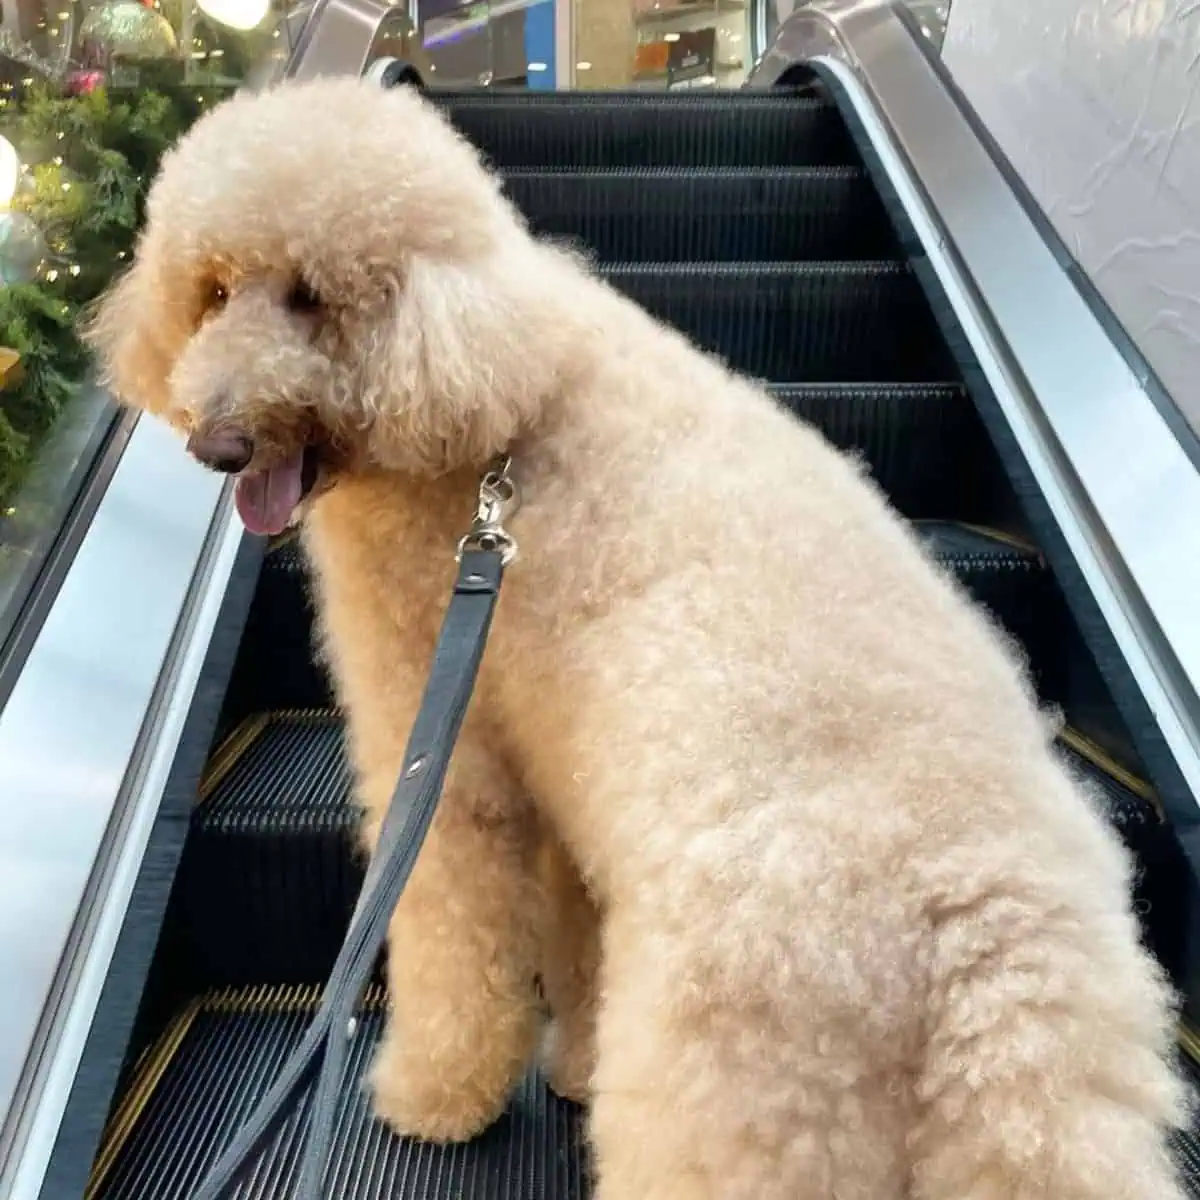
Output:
[191, 458, 520, 1200]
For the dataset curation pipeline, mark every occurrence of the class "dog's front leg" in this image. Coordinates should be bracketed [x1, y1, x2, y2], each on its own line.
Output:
[359, 726, 542, 1144]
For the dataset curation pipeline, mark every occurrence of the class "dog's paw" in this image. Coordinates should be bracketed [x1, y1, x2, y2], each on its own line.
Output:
[541, 1018, 594, 1105]
[369, 1043, 511, 1144]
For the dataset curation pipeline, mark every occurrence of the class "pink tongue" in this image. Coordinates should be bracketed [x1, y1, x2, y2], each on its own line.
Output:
[234, 452, 305, 536]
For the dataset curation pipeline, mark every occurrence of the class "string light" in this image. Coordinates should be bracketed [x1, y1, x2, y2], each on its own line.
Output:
[196, 0, 269, 31]
[0, 137, 19, 209]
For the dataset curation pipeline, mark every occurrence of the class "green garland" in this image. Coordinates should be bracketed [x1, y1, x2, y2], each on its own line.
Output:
[0, 77, 226, 514]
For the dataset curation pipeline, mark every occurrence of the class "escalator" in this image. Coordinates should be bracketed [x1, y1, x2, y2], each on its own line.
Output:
[84, 89, 1200, 1198]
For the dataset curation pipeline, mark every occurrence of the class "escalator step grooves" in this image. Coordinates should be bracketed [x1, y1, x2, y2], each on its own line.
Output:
[919, 522, 1057, 690]
[431, 94, 855, 169]
[1172, 1054, 1200, 1194]
[90, 993, 587, 1200]
[182, 713, 359, 984]
[599, 262, 955, 382]
[768, 385, 994, 519]
[1057, 732, 1189, 976]
[501, 168, 896, 262]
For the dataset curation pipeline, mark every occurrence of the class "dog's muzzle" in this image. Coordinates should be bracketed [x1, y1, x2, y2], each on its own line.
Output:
[187, 428, 254, 474]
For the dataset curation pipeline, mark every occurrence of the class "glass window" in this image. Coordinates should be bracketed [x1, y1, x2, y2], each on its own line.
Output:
[572, 0, 754, 90]
[409, 1, 554, 89]
[0, 0, 294, 648]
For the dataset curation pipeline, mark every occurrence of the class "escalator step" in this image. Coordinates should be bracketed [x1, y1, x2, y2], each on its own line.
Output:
[1173, 1050, 1200, 1196]
[1057, 728, 1190, 979]
[502, 168, 896, 262]
[917, 521, 1061, 691]
[179, 712, 359, 985]
[180, 526, 1076, 986]
[93, 880, 1199, 1200]
[430, 92, 854, 169]
[88, 988, 587, 1200]
[772, 384, 997, 520]
[599, 262, 955, 382]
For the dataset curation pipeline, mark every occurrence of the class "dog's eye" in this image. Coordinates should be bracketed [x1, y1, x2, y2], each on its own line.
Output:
[287, 278, 322, 314]
[202, 281, 229, 317]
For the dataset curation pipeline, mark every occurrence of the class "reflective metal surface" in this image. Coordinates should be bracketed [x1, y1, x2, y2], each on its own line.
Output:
[285, 0, 395, 81]
[943, 0, 1200, 437]
[0, 420, 238, 1198]
[753, 2, 1200, 824]
[763, 1, 946, 59]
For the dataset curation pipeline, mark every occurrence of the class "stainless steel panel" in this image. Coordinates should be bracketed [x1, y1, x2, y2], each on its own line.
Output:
[0, 420, 240, 1199]
[944, 0, 1200, 435]
[286, 0, 395, 81]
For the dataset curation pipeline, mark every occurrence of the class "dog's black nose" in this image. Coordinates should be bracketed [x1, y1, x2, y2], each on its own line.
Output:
[187, 428, 254, 474]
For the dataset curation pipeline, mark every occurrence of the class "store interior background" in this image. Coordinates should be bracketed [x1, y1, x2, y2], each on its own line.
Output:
[400, 1, 946, 93]
[415, 0, 770, 91]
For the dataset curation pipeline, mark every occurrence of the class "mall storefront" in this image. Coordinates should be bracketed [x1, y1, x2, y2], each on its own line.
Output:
[412, 0, 781, 90]
[570, 0, 765, 90]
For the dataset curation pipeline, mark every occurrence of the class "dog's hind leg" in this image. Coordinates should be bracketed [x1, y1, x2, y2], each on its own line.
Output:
[537, 828, 602, 1103]
[361, 722, 544, 1144]
[587, 910, 911, 1200]
[909, 853, 1187, 1200]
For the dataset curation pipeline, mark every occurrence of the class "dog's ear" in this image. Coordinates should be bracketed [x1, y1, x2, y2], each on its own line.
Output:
[81, 248, 186, 416]
[359, 241, 589, 474]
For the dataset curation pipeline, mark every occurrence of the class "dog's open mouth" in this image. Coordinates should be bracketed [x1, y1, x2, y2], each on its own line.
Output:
[234, 445, 321, 536]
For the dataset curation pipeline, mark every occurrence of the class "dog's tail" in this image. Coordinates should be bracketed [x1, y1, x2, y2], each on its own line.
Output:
[909, 852, 1189, 1200]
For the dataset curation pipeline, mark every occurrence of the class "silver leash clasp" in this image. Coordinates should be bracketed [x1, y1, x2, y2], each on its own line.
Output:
[456, 453, 520, 566]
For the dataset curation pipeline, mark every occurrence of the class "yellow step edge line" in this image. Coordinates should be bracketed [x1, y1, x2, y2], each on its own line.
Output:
[950, 521, 1042, 558]
[198, 713, 271, 803]
[197, 708, 343, 806]
[1057, 726, 1163, 819]
[85, 997, 203, 1200]
[1178, 1022, 1200, 1068]
[85, 984, 390, 1194]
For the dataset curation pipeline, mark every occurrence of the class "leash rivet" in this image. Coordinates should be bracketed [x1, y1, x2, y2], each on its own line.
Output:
[404, 756, 427, 778]
[346, 1017, 357, 1039]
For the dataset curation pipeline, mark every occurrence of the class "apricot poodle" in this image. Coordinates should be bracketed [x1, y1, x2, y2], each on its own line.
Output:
[87, 77, 1187, 1199]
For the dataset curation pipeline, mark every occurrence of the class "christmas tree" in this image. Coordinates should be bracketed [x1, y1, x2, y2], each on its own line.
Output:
[0, 0, 282, 538]
[0, 75, 230, 516]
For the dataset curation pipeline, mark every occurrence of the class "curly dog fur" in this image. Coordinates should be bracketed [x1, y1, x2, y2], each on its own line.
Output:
[87, 77, 1187, 1199]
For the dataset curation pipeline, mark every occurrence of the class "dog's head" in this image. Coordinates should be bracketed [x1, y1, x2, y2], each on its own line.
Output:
[84, 77, 585, 535]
